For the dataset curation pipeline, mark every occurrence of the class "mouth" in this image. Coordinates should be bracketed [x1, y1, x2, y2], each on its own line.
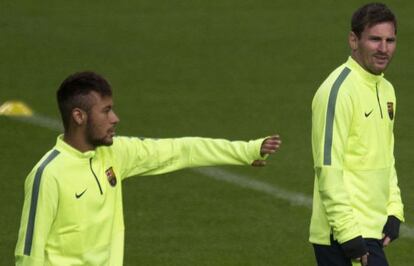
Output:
[373, 54, 389, 64]
[107, 128, 116, 137]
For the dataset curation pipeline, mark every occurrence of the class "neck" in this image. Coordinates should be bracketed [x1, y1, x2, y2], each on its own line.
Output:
[350, 53, 381, 76]
[351, 53, 365, 70]
[63, 131, 95, 152]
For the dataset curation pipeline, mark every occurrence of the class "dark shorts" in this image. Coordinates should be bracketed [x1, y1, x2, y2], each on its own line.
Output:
[313, 237, 388, 266]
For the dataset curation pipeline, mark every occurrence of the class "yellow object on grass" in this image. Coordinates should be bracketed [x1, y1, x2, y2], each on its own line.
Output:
[0, 101, 33, 116]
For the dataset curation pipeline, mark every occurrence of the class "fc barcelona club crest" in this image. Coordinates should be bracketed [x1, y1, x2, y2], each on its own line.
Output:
[387, 102, 394, 120]
[105, 167, 117, 187]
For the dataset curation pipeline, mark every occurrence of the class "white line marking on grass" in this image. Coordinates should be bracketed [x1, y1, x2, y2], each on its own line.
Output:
[400, 223, 414, 239]
[10, 114, 63, 131]
[193, 167, 312, 208]
[8, 114, 414, 240]
[194, 167, 414, 239]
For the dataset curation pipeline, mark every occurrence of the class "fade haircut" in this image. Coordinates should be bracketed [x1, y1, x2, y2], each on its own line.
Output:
[351, 2, 397, 38]
[57, 71, 112, 130]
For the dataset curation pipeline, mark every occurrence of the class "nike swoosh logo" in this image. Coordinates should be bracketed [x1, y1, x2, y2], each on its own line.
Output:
[365, 110, 373, 117]
[75, 189, 87, 199]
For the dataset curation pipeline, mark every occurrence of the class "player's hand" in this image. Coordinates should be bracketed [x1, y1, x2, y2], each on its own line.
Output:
[382, 235, 391, 247]
[260, 135, 281, 156]
[252, 135, 281, 167]
[360, 253, 369, 266]
[353, 253, 369, 266]
[382, 215, 401, 247]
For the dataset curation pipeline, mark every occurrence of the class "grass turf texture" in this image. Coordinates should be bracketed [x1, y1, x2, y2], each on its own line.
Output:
[1, 0, 413, 265]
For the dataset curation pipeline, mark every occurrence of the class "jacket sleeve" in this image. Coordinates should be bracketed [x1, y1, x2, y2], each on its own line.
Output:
[386, 86, 404, 222]
[111, 136, 266, 179]
[313, 88, 362, 244]
[15, 167, 58, 266]
[387, 157, 404, 221]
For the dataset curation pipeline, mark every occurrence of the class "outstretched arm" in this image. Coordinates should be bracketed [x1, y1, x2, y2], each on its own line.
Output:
[111, 134, 282, 179]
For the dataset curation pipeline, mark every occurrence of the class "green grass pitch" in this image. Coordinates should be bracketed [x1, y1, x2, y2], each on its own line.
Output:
[1, 1, 413, 265]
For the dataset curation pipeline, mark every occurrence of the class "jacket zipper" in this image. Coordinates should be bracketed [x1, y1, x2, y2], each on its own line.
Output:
[376, 83, 383, 119]
[89, 158, 103, 195]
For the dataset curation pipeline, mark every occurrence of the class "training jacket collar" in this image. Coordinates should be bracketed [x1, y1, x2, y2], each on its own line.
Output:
[55, 134, 96, 159]
[346, 56, 383, 85]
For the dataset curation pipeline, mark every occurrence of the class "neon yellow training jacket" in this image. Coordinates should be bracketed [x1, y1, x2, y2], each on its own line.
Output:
[15, 135, 267, 265]
[310, 57, 404, 245]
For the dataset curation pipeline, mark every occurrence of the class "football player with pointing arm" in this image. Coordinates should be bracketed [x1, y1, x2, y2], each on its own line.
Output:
[15, 71, 281, 266]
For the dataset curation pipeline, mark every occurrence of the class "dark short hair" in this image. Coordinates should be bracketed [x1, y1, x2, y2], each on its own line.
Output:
[351, 2, 397, 38]
[57, 71, 112, 130]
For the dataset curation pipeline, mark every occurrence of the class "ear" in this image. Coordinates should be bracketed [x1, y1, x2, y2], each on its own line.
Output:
[348, 31, 358, 51]
[72, 108, 87, 126]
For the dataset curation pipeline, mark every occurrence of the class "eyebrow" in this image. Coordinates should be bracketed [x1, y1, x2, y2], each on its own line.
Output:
[368, 35, 396, 41]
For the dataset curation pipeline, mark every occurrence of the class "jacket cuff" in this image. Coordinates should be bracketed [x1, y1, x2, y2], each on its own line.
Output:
[249, 138, 268, 160]
[340, 236, 367, 259]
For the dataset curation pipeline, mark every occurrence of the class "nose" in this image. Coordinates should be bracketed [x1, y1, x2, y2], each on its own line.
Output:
[111, 111, 120, 124]
[378, 40, 388, 53]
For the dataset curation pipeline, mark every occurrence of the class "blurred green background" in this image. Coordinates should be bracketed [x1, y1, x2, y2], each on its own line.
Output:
[1, 0, 413, 265]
